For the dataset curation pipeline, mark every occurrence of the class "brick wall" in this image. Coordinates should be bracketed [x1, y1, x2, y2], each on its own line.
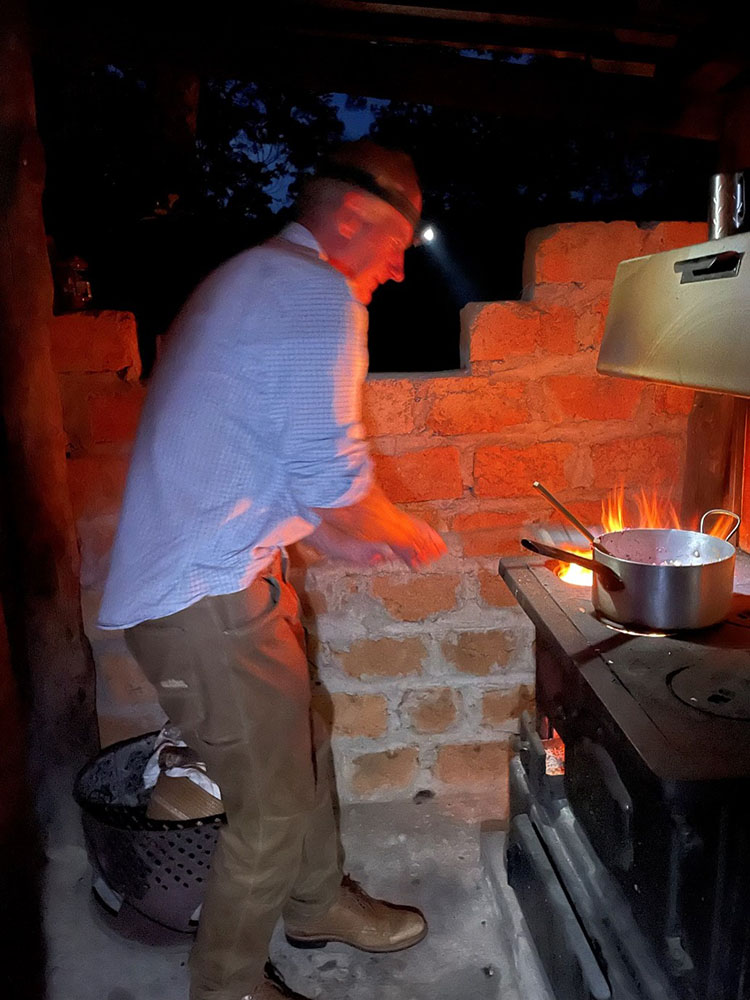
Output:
[54, 220, 706, 818]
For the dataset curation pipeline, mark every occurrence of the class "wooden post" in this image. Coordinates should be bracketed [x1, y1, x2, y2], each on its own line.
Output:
[681, 86, 750, 527]
[0, 3, 98, 807]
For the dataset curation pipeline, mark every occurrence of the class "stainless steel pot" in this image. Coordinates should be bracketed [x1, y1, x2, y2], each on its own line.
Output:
[522, 509, 741, 631]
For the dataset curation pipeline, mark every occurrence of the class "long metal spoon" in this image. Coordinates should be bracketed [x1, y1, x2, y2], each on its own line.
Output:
[532, 480, 612, 555]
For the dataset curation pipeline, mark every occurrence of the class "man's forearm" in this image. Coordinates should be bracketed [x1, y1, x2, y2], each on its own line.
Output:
[312, 484, 446, 568]
[312, 484, 409, 543]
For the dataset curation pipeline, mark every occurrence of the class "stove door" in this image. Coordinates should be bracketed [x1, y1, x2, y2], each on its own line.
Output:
[566, 737, 634, 873]
[507, 813, 612, 1000]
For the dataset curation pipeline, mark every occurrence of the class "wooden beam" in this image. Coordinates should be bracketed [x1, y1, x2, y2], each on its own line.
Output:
[0, 1, 98, 798]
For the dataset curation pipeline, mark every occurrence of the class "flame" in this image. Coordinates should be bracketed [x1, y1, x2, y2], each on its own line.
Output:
[601, 486, 679, 534]
[601, 486, 626, 533]
[702, 512, 736, 540]
[557, 547, 593, 587]
[554, 487, 735, 587]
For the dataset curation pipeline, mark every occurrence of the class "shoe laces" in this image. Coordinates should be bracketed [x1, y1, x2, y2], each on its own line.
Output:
[341, 873, 376, 913]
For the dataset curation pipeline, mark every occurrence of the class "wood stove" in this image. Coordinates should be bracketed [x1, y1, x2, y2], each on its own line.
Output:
[495, 552, 750, 1000]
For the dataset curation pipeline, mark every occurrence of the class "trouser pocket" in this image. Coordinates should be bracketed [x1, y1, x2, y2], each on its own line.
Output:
[125, 623, 205, 738]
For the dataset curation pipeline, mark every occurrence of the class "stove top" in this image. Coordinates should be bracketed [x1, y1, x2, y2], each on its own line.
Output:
[499, 551, 750, 781]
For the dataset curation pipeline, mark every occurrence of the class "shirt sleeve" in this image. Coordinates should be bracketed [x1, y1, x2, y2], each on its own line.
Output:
[273, 269, 374, 511]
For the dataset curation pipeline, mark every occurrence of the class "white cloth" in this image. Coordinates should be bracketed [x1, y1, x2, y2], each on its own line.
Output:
[142, 725, 221, 799]
[98, 223, 372, 628]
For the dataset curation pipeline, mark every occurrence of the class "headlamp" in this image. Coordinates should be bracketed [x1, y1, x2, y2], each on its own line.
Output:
[316, 159, 421, 230]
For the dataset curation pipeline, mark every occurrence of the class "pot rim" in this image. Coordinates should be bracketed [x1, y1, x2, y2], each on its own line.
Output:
[595, 526, 736, 569]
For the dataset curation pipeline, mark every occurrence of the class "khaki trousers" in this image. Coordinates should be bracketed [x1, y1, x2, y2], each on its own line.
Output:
[125, 558, 342, 1000]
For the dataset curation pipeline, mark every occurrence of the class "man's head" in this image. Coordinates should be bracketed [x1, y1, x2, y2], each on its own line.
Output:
[297, 140, 422, 305]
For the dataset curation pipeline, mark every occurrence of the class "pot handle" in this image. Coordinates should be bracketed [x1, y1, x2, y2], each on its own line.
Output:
[699, 508, 741, 543]
[520, 538, 624, 592]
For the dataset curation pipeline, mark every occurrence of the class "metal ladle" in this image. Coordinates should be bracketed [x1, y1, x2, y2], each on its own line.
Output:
[521, 538, 624, 592]
[532, 480, 612, 555]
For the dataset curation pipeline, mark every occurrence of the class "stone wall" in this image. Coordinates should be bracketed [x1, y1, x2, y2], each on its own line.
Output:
[52, 219, 706, 817]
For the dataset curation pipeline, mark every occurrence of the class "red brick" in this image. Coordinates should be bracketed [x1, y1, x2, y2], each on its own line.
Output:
[426, 381, 529, 435]
[336, 636, 426, 679]
[401, 688, 460, 734]
[482, 685, 535, 726]
[67, 454, 130, 519]
[50, 310, 140, 377]
[451, 511, 521, 532]
[462, 301, 540, 363]
[649, 384, 695, 416]
[89, 388, 146, 443]
[329, 693, 388, 738]
[590, 435, 684, 491]
[574, 295, 611, 349]
[474, 442, 576, 498]
[536, 305, 579, 356]
[641, 222, 707, 255]
[478, 570, 518, 608]
[461, 530, 527, 558]
[451, 512, 517, 557]
[352, 747, 418, 795]
[451, 512, 526, 558]
[530, 279, 612, 311]
[542, 374, 643, 422]
[441, 629, 513, 676]
[363, 378, 416, 437]
[524, 222, 646, 286]
[434, 742, 510, 788]
[372, 574, 460, 622]
[57, 375, 95, 450]
[373, 447, 463, 503]
[551, 498, 607, 534]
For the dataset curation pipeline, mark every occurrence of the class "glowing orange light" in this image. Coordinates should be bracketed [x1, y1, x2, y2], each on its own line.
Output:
[556, 548, 593, 586]
[555, 486, 706, 588]
[703, 512, 736, 539]
[600, 486, 679, 534]
[601, 485, 627, 533]
[632, 489, 680, 531]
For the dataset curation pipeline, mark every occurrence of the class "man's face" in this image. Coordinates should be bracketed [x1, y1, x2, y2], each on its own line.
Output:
[330, 201, 417, 305]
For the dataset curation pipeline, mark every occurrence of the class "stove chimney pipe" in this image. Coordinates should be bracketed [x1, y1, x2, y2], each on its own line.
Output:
[708, 171, 745, 240]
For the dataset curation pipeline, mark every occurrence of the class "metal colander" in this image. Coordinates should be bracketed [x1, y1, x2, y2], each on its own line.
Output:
[74, 731, 224, 932]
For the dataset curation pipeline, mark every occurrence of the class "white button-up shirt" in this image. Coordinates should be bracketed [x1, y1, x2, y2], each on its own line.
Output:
[99, 223, 372, 629]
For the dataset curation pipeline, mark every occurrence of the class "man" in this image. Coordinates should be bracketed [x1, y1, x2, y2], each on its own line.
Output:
[99, 139, 446, 1000]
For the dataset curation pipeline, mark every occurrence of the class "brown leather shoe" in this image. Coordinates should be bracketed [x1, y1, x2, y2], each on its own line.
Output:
[242, 962, 312, 999]
[285, 875, 427, 953]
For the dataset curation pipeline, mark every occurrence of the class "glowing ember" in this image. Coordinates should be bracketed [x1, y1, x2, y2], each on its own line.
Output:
[542, 731, 565, 775]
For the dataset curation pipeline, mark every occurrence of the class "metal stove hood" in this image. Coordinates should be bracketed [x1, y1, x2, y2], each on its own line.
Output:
[597, 231, 750, 397]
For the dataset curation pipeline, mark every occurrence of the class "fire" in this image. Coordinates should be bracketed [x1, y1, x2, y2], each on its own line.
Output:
[557, 550, 593, 587]
[602, 486, 679, 533]
[702, 512, 737, 539]
[553, 486, 729, 586]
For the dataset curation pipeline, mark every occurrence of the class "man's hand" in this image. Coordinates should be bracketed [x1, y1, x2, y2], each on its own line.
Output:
[385, 514, 446, 568]
[312, 485, 447, 569]
[306, 522, 393, 567]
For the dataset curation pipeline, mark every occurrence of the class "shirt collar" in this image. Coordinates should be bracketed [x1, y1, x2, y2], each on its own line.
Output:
[278, 222, 327, 261]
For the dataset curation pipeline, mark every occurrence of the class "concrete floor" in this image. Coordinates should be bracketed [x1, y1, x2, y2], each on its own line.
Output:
[44, 792, 526, 1000]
